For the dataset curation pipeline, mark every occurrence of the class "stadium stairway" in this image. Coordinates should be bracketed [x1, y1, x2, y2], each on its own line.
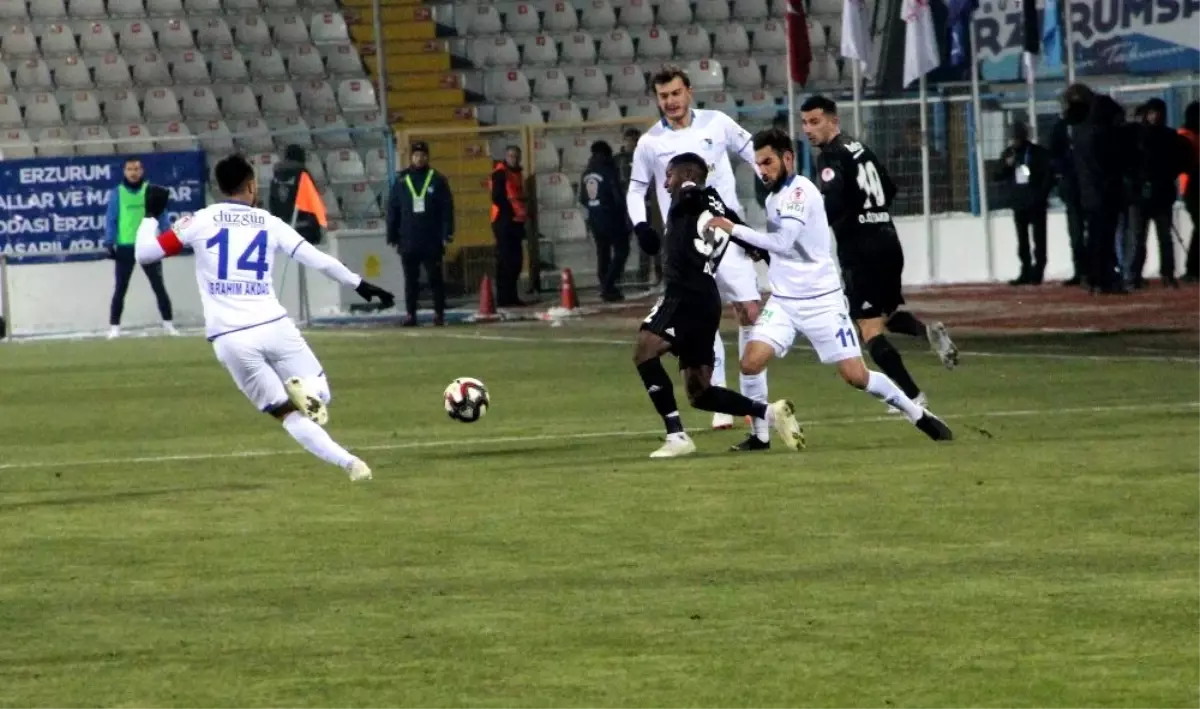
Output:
[343, 0, 496, 286]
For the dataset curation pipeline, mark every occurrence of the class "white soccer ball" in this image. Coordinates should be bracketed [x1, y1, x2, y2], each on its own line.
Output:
[443, 377, 489, 423]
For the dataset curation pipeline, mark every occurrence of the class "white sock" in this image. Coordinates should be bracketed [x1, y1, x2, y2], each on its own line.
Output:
[739, 325, 770, 441]
[313, 374, 331, 405]
[865, 370, 923, 423]
[711, 331, 727, 388]
[281, 411, 356, 468]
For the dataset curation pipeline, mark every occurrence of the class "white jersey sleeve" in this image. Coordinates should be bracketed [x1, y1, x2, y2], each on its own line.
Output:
[271, 214, 362, 288]
[730, 187, 810, 256]
[625, 136, 655, 226]
[720, 112, 756, 167]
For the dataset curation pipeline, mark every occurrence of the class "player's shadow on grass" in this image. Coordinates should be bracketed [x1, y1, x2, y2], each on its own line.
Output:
[0, 482, 267, 511]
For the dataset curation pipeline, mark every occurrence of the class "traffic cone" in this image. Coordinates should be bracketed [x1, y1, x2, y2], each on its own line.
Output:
[476, 274, 498, 320]
[560, 268, 579, 311]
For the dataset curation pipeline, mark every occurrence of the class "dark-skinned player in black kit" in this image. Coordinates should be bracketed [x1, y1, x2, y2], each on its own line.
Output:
[800, 95, 960, 412]
[632, 153, 803, 459]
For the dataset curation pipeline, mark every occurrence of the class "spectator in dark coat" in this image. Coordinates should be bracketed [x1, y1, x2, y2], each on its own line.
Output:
[1049, 116, 1088, 286]
[269, 144, 326, 245]
[1129, 98, 1190, 288]
[996, 121, 1055, 285]
[579, 140, 631, 301]
[386, 141, 454, 326]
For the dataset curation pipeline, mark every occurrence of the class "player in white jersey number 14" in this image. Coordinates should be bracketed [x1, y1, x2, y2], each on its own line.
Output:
[134, 154, 396, 481]
[707, 129, 954, 443]
[625, 65, 771, 449]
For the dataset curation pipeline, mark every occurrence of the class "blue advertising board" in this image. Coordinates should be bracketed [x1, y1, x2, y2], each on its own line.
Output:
[0, 151, 207, 264]
[976, 0, 1200, 81]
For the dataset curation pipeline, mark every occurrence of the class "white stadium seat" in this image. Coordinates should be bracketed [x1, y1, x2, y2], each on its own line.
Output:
[733, 0, 767, 20]
[610, 63, 645, 97]
[232, 14, 273, 48]
[79, 21, 118, 52]
[560, 134, 591, 172]
[713, 22, 750, 56]
[338, 181, 382, 218]
[546, 99, 582, 123]
[504, 2, 540, 33]
[118, 20, 157, 52]
[248, 151, 279, 185]
[192, 117, 235, 153]
[197, 17, 234, 48]
[617, 0, 654, 28]
[74, 123, 114, 154]
[180, 85, 221, 119]
[532, 135, 560, 172]
[807, 19, 826, 49]
[336, 78, 376, 112]
[571, 65, 608, 98]
[320, 186, 340, 217]
[143, 86, 181, 121]
[468, 4, 503, 34]
[112, 122, 154, 153]
[548, 208, 588, 242]
[299, 79, 338, 113]
[752, 19, 786, 53]
[93, 53, 133, 87]
[172, 50, 212, 84]
[211, 48, 249, 81]
[40, 23, 77, 55]
[65, 89, 103, 123]
[310, 12, 349, 45]
[153, 120, 197, 150]
[0, 59, 10, 94]
[54, 55, 94, 89]
[363, 147, 388, 182]
[229, 116, 274, 152]
[325, 43, 364, 76]
[287, 44, 327, 78]
[184, 0, 222, 13]
[249, 46, 289, 80]
[310, 111, 353, 148]
[656, 0, 692, 25]
[702, 91, 737, 119]
[621, 96, 659, 118]
[685, 58, 724, 91]
[561, 31, 596, 64]
[536, 172, 575, 209]
[29, 0, 67, 20]
[580, 0, 616, 30]
[532, 67, 570, 100]
[131, 51, 172, 85]
[103, 88, 143, 121]
[726, 56, 762, 88]
[272, 14, 311, 45]
[225, 0, 261, 11]
[543, 0, 579, 32]
[265, 114, 312, 149]
[635, 26, 673, 61]
[158, 18, 196, 50]
[487, 69, 531, 102]
[0, 128, 35, 159]
[741, 89, 778, 120]
[675, 25, 712, 59]
[471, 36, 520, 68]
[107, 0, 145, 17]
[582, 98, 621, 121]
[493, 102, 543, 125]
[521, 34, 558, 67]
[16, 58, 54, 90]
[696, 0, 730, 22]
[0, 0, 27, 18]
[145, 0, 182, 15]
[24, 91, 63, 126]
[599, 28, 634, 62]
[763, 57, 788, 87]
[0, 24, 38, 57]
[324, 148, 366, 183]
[0, 95, 23, 129]
[261, 82, 300, 115]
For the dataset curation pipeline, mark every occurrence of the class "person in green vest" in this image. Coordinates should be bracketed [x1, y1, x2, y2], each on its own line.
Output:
[385, 141, 454, 327]
[103, 157, 176, 339]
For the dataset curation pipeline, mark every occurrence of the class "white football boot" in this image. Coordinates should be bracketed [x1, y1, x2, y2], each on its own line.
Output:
[650, 432, 697, 458]
[345, 458, 373, 481]
[711, 413, 734, 430]
[106, 325, 120, 340]
[285, 376, 329, 426]
[767, 399, 805, 451]
[888, 392, 928, 415]
[927, 321, 959, 370]
[162, 321, 179, 336]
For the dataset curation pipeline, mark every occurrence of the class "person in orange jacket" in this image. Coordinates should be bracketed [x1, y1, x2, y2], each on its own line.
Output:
[1179, 101, 1199, 282]
[490, 145, 528, 307]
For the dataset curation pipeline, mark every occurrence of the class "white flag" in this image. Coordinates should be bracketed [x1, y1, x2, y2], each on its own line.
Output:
[841, 0, 873, 73]
[901, 0, 940, 87]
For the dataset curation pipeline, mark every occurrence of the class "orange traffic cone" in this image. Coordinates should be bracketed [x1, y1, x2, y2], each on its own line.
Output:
[477, 274, 498, 319]
[560, 268, 579, 311]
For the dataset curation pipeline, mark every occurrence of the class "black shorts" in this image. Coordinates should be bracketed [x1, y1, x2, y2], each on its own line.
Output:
[639, 288, 721, 369]
[841, 234, 905, 320]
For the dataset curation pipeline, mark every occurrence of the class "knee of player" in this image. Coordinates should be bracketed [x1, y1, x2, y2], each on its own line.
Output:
[739, 356, 765, 377]
[683, 376, 709, 405]
[837, 358, 870, 389]
[733, 301, 759, 326]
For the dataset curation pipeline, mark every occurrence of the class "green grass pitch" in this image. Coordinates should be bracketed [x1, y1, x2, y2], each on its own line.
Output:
[0, 324, 1196, 707]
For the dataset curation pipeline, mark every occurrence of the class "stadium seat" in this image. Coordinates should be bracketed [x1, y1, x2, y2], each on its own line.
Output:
[107, 0, 145, 17]
[131, 51, 172, 85]
[179, 85, 220, 119]
[15, 58, 54, 90]
[65, 89, 103, 123]
[79, 21, 117, 53]
[286, 43, 327, 78]
[713, 22, 750, 56]
[272, 14, 311, 45]
[309, 12, 349, 45]
[248, 151, 279, 185]
[582, 97, 621, 121]
[363, 147, 388, 182]
[153, 120, 197, 150]
[752, 19, 786, 53]
[610, 63, 645, 97]
[102, 88, 143, 121]
[580, 0, 616, 30]
[299, 79, 339, 113]
[532, 67, 570, 100]
[145, 0, 182, 15]
[112, 121, 154, 152]
[191, 117, 235, 153]
[229, 115, 273, 152]
[304, 152, 327, 185]
[325, 43, 364, 77]
[232, 15, 272, 48]
[0, 128, 35, 158]
[0, 59, 10, 94]
[550, 208, 588, 242]
[726, 57, 761, 89]
[733, 160, 757, 197]
[536, 172, 576, 209]
[0, 24, 37, 57]
[184, 0, 222, 13]
[560, 134, 591, 172]
[468, 4, 503, 34]
[599, 28, 634, 62]
[741, 89, 778, 121]
[826, 17, 842, 48]
[225, 0, 262, 11]
[571, 65, 608, 98]
[265, 113, 312, 148]
[685, 59, 724, 91]
[544, 0, 579, 32]
[74, 123, 113, 154]
[197, 17, 234, 48]
[732, 0, 767, 20]
[29, 0, 67, 20]
[486, 69, 531, 102]
[634, 26, 673, 61]
[546, 99, 582, 123]
[249, 46, 289, 80]
[40, 23, 77, 55]
[264, 0, 298, 10]
[532, 135, 561, 172]
[211, 48, 249, 81]
[675, 25, 712, 60]
[143, 86, 181, 121]
[211, 84, 257, 119]
[261, 82, 300, 115]
[561, 31, 597, 64]
[54, 55, 94, 89]
[336, 78, 376, 112]
[0, 97, 21, 131]
[320, 186, 341, 217]
[24, 91, 62, 126]
[159, 18, 196, 50]
[309, 111, 353, 148]
[471, 36, 520, 68]
[809, 0, 840, 13]
[656, 0, 692, 25]
[493, 102, 543, 125]
[702, 91, 737, 118]
[762, 57, 787, 87]
[621, 96, 658, 118]
[617, 0, 654, 28]
[118, 20, 158, 52]
[521, 34, 559, 67]
[695, 0, 730, 23]
[504, 2, 540, 33]
[0, 0, 27, 18]
[171, 50, 211, 84]
[338, 181, 382, 218]
[324, 148, 366, 183]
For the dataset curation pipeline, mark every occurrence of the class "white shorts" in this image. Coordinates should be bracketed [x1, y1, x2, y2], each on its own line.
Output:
[751, 291, 861, 364]
[211, 316, 328, 412]
[715, 242, 761, 304]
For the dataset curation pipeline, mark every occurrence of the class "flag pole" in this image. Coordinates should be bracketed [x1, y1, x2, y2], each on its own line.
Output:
[1063, 0, 1076, 83]
[969, 16, 993, 281]
[1026, 62, 1038, 143]
[919, 74, 933, 282]
[785, 18, 797, 141]
[851, 62, 863, 137]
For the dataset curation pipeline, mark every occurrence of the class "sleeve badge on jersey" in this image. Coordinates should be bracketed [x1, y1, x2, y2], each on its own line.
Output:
[173, 213, 193, 229]
[780, 192, 808, 219]
[820, 167, 835, 182]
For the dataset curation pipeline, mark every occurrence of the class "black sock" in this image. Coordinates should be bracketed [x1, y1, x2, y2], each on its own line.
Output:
[866, 335, 922, 399]
[636, 358, 685, 434]
[692, 386, 768, 418]
[886, 311, 927, 338]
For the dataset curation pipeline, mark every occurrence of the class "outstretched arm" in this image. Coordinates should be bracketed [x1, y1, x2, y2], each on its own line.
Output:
[289, 240, 362, 288]
[135, 220, 183, 264]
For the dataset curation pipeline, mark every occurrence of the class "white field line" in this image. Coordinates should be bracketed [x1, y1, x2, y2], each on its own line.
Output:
[0, 401, 1195, 473]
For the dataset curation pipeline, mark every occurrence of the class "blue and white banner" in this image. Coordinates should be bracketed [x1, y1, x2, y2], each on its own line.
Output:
[975, 0, 1200, 81]
[0, 151, 207, 264]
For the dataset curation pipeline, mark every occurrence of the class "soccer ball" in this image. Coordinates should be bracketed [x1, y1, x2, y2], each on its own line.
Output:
[444, 377, 489, 423]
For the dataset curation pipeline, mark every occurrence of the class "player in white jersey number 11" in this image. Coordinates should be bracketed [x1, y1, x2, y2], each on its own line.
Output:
[707, 129, 954, 443]
[134, 154, 396, 481]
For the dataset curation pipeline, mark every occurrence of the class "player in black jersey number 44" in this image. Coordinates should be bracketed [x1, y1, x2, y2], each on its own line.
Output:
[800, 95, 959, 413]
[632, 153, 803, 459]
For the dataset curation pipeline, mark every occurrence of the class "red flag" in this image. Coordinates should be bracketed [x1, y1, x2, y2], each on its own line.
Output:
[786, 0, 813, 85]
[294, 170, 327, 228]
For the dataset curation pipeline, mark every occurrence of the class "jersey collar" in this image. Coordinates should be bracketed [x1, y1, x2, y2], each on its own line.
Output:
[661, 110, 696, 131]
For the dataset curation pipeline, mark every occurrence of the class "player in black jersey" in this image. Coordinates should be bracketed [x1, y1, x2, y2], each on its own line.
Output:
[800, 95, 959, 411]
[632, 153, 802, 458]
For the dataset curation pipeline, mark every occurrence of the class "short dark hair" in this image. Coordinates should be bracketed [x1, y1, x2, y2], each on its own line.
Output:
[752, 128, 794, 156]
[505, 144, 522, 154]
[799, 95, 837, 115]
[124, 157, 142, 167]
[667, 151, 707, 180]
[591, 140, 613, 157]
[214, 154, 255, 196]
[623, 127, 641, 139]
[651, 64, 691, 89]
